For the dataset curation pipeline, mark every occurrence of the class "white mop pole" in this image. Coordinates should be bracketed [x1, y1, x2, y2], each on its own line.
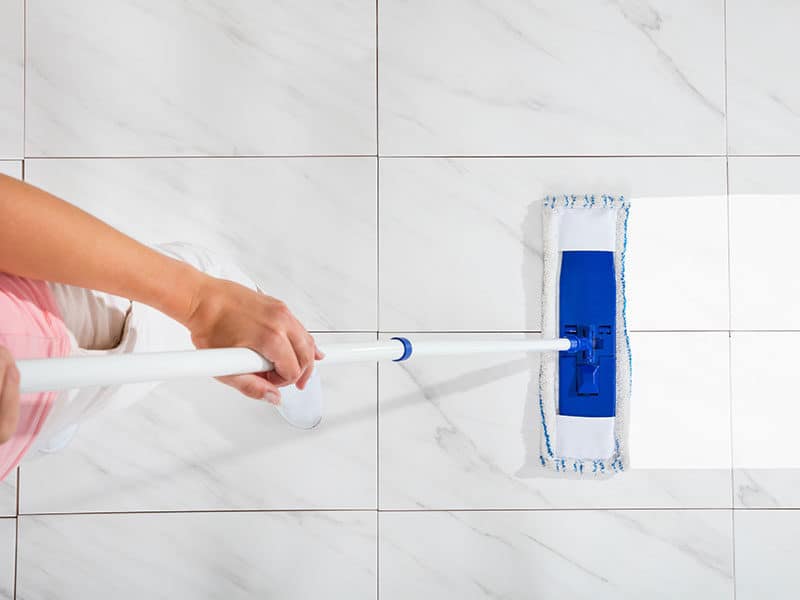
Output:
[16, 337, 571, 394]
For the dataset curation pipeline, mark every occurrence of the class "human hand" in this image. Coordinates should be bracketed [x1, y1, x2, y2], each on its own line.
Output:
[0, 346, 20, 444]
[183, 276, 323, 405]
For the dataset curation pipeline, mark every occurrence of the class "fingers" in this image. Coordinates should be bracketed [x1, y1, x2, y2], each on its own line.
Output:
[289, 330, 317, 390]
[217, 374, 282, 405]
[0, 349, 20, 444]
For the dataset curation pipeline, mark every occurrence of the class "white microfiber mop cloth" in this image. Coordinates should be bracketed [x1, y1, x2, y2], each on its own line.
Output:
[537, 195, 631, 478]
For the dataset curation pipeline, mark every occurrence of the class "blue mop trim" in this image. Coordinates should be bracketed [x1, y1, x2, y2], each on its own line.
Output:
[391, 337, 413, 362]
[538, 195, 631, 475]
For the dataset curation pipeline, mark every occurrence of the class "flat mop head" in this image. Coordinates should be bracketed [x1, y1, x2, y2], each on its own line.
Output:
[538, 195, 631, 478]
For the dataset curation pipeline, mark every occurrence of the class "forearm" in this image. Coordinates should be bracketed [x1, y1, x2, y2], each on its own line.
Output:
[0, 174, 205, 324]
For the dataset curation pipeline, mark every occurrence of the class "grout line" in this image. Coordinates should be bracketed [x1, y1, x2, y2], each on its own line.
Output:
[21, 0, 26, 163]
[18, 153, 800, 160]
[375, 2, 381, 593]
[723, 0, 738, 593]
[13, 507, 763, 518]
[23, 154, 378, 160]
[13, 466, 20, 600]
[316, 329, 800, 334]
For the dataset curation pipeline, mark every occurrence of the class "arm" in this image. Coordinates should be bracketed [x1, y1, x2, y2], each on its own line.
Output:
[0, 174, 319, 404]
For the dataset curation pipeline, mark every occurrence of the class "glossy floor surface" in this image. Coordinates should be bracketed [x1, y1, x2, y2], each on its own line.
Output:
[2, 1, 799, 598]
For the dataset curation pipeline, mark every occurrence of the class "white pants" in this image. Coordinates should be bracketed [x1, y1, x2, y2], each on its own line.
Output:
[27, 243, 258, 456]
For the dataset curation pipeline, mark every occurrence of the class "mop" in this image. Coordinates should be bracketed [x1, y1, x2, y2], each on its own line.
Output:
[15, 195, 630, 477]
[537, 194, 631, 477]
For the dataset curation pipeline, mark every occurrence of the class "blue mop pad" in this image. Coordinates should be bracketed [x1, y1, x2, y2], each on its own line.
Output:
[537, 195, 631, 477]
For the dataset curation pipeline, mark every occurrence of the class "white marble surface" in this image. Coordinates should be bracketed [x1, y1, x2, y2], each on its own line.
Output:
[0, 470, 16, 518]
[734, 510, 800, 600]
[0, 518, 14, 600]
[380, 157, 728, 331]
[379, 0, 724, 156]
[727, 1, 800, 154]
[732, 332, 800, 508]
[25, 158, 377, 330]
[729, 157, 800, 330]
[380, 510, 733, 599]
[17, 511, 376, 599]
[0, 0, 23, 159]
[26, 0, 376, 156]
[0, 161, 21, 180]
[379, 332, 731, 510]
[19, 333, 376, 513]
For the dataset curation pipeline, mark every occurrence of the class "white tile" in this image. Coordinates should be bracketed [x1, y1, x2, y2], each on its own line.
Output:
[729, 158, 800, 330]
[26, 0, 375, 156]
[379, 332, 731, 510]
[380, 510, 733, 600]
[25, 158, 376, 330]
[732, 332, 800, 507]
[727, 1, 800, 154]
[20, 333, 376, 513]
[380, 157, 727, 331]
[0, 470, 16, 517]
[629, 332, 731, 471]
[0, 160, 22, 179]
[17, 511, 376, 599]
[0, 0, 23, 158]
[379, 0, 724, 156]
[0, 519, 13, 599]
[734, 510, 800, 600]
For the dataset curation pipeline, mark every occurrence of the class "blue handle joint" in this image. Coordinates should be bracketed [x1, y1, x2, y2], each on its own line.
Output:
[391, 337, 413, 362]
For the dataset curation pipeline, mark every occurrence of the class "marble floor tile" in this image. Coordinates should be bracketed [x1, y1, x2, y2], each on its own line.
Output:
[734, 510, 800, 600]
[732, 332, 800, 508]
[727, 1, 800, 154]
[0, 0, 23, 159]
[0, 470, 16, 518]
[379, 0, 724, 155]
[17, 511, 376, 599]
[26, 0, 375, 156]
[0, 161, 21, 180]
[0, 518, 14, 599]
[379, 332, 731, 510]
[25, 158, 377, 330]
[19, 333, 376, 513]
[729, 157, 800, 330]
[379, 157, 728, 331]
[380, 510, 733, 600]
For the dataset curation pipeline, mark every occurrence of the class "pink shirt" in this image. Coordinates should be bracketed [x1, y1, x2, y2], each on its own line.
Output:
[0, 274, 71, 480]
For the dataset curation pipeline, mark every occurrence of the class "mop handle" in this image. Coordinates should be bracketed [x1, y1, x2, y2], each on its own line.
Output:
[16, 337, 571, 393]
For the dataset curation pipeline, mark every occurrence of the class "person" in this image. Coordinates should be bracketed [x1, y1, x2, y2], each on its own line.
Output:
[0, 173, 322, 480]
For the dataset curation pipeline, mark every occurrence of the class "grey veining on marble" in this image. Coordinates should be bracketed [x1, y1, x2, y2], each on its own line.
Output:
[379, 0, 724, 155]
[731, 331, 800, 507]
[379, 157, 728, 332]
[380, 510, 733, 599]
[379, 332, 732, 510]
[734, 510, 800, 600]
[727, 0, 800, 154]
[17, 511, 376, 599]
[26, 0, 376, 156]
[20, 333, 377, 513]
[25, 158, 377, 330]
[0, 0, 23, 159]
